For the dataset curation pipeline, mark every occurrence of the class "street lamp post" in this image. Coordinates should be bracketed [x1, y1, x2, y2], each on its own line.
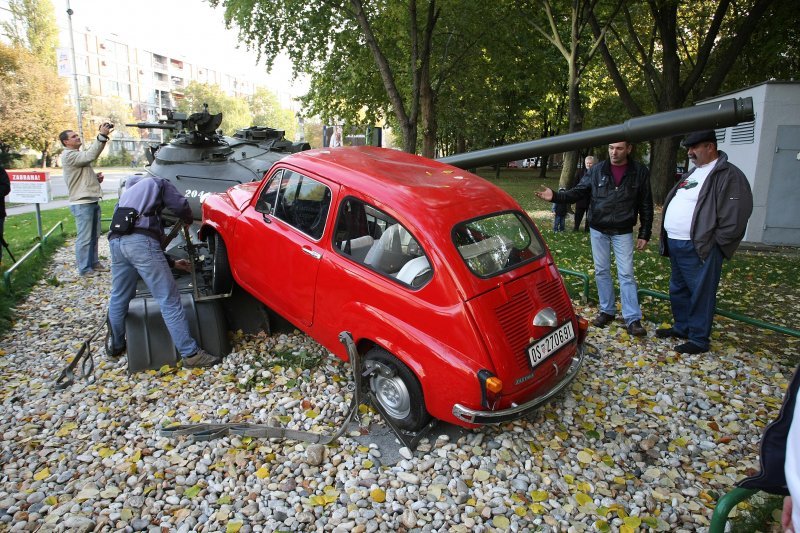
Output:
[65, 0, 83, 139]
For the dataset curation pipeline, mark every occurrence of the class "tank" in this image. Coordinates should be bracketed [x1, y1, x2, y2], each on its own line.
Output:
[125, 104, 311, 220]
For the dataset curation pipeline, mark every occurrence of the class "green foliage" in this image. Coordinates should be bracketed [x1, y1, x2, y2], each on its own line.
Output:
[0, 0, 59, 68]
[99, 148, 132, 167]
[177, 81, 251, 135]
[248, 88, 297, 139]
[0, 43, 72, 160]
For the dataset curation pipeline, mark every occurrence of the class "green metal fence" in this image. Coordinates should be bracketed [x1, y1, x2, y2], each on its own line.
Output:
[3, 222, 64, 291]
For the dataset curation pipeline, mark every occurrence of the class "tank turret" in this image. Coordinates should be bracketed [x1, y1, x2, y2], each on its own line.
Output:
[126, 103, 310, 220]
[438, 97, 754, 168]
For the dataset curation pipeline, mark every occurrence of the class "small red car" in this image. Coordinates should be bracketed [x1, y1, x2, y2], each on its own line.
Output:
[200, 146, 588, 430]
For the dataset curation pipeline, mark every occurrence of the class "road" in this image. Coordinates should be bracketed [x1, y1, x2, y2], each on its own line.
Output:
[6, 169, 143, 216]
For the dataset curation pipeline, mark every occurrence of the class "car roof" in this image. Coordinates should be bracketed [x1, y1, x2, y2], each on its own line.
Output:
[282, 146, 521, 229]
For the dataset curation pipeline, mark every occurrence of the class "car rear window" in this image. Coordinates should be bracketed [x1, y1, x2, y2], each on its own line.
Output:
[452, 212, 545, 277]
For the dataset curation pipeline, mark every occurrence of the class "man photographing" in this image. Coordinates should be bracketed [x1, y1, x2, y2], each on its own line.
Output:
[59, 122, 114, 277]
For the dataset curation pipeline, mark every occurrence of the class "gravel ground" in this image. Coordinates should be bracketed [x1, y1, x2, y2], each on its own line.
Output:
[0, 239, 797, 532]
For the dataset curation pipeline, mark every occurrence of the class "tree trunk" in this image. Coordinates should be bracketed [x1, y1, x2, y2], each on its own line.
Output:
[649, 137, 681, 204]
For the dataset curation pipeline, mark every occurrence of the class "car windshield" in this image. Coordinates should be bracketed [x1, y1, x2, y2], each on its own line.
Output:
[452, 212, 545, 277]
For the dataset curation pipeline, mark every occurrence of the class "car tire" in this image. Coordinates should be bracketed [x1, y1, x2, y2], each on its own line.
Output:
[210, 233, 233, 294]
[364, 347, 431, 432]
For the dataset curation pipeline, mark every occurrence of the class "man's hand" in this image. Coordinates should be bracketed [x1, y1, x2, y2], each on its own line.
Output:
[98, 123, 113, 136]
[96, 172, 104, 184]
[783, 495, 794, 532]
[536, 186, 554, 202]
[173, 259, 192, 273]
[636, 239, 648, 251]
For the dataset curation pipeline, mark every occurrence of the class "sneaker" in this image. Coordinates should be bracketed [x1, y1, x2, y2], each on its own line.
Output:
[183, 348, 221, 368]
[106, 342, 126, 358]
[655, 327, 687, 339]
[80, 270, 97, 278]
[675, 341, 708, 354]
[627, 320, 647, 337]
[92, 263, 109, 272]
[592, 312, 615, 327]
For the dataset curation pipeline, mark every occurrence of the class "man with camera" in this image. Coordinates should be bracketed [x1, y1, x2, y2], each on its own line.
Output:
[59, 122, 113, 277]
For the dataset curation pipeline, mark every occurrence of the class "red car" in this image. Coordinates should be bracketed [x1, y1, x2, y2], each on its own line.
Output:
[200, 146, 588, 430]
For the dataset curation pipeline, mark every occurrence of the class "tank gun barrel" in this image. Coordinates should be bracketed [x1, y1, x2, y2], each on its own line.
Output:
[125, 122, 179, 130]
[438, 97, 754, 169]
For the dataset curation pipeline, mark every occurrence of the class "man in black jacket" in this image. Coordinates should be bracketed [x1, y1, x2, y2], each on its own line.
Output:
[537, 141, 653, 337]
[0, 166, 10, 263]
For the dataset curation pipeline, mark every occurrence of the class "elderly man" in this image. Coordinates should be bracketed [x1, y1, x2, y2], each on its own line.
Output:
[657, 130, 753, 354]
[537, 142, 653, 337]
[59, 123, 113, 277]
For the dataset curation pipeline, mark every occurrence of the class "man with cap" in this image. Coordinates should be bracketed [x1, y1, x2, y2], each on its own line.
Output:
[657, 130, 753, 354]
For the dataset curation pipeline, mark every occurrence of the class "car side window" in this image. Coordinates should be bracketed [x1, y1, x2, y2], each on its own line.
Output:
[272, 170, 331, 240]
[255, 171, 282, 214]
[334, 197, 432, 288]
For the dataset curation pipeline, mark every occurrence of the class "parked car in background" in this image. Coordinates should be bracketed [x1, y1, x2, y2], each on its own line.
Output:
[200, 146, 589, 430]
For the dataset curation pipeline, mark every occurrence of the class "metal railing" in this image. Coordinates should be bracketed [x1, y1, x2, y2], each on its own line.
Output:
[638, 287, 800, 338]
[557, 268, 799, 338]
[3, 222, 64, 291]
[558, 268, 590, 303]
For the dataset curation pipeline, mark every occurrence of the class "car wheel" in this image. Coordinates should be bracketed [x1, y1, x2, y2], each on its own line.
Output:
[210, 233, 233, 294]
[364, 347, 431, 432]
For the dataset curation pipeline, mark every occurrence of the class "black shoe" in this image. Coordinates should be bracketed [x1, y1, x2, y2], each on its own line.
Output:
[655, 327, 687, 339]
[592, 313, 615, 327]
[627, 320, 647, 337]
[106, 342, 126, 358]
[675, 341, 708, 354]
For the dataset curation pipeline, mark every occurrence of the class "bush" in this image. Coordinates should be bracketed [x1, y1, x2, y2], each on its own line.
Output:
[6, 154, 39, 169]
[99, 148, 131, 167]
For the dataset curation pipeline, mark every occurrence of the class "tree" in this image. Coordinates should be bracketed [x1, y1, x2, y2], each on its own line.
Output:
[214, 0, 507, 157]
[0, 0, 59, 69]
[177, 81, 251, 134]
[518, 0, 622, 188]
[248, 87, 297, 140]
[81, 96, 136, 140]
[0, 44, 72, 167]
[588, 0, 780, 202]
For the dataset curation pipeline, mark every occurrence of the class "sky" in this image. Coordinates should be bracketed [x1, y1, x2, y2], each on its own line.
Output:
[49, 0, 307, 103]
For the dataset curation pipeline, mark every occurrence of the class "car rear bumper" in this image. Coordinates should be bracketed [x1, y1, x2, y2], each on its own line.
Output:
[451, 343, 586, 425]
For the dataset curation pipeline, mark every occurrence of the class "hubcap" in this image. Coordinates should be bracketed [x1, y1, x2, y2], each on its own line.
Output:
[371, 373, 411, 420]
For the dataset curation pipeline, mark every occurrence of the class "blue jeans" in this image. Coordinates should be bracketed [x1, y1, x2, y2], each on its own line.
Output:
[590, 229, 641, 324]
[70, 202, 101, 274]
[108, 234, 199, 358]
[667, 238, 723, 350]
[553, 215, 565, 232]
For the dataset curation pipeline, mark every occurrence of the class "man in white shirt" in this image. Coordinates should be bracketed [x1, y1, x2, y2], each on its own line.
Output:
[657, 130, 753, 354]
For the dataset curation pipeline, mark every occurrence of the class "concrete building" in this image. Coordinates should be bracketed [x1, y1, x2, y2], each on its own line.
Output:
[699, 81, 800, 246]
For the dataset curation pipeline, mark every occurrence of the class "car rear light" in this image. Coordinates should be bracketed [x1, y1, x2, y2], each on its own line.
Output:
[576, 315, 589, 344]
[478, 369, 503, 409]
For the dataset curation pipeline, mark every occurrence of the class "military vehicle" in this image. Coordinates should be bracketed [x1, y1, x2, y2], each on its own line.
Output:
[125, 104, 311, 221]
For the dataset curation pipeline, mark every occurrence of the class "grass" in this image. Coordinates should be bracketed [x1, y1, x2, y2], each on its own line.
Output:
[0, 199, 117, 336]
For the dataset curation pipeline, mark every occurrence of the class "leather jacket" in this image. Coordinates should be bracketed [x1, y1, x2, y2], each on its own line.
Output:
[554, 159, 654, 241]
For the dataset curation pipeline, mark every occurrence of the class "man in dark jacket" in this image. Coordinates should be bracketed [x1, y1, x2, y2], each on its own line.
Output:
[657, 130, 753, 354]
[0, 166, 10, 263]
[106, 174, 220, 367]
[537, 141, 653, 337]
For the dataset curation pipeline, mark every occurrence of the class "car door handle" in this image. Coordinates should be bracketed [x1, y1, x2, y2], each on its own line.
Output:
[302, 247, 322, 259]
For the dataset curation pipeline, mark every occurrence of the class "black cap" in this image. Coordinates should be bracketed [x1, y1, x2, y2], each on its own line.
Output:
[682, 130, 717, 148]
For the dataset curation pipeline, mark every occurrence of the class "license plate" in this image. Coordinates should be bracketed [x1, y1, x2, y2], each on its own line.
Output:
[527, 322, 575, 368]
